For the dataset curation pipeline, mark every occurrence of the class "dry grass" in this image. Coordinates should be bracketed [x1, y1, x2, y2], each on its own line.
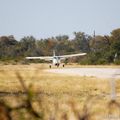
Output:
[0, 64, 120, 120]
[0, 64, 111, 100]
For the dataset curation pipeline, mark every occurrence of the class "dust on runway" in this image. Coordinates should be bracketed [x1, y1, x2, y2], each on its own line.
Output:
[47, 67, 120, 79]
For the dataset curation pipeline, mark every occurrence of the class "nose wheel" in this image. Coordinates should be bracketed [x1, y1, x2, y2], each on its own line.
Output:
[57, 64, 59, 67]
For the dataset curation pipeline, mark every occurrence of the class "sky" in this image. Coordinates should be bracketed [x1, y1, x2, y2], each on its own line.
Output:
[0, 0, 120, 40]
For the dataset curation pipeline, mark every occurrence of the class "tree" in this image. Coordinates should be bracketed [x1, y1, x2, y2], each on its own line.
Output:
[111, 28, 120, 41]
[73, 32, 90, 52]
[20, 36, 36, 56]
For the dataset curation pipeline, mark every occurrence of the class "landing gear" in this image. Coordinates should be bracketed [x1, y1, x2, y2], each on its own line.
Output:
[49, 63, 65, 68]
[57, 64, 59, 67]
[49, 65, 51, 68]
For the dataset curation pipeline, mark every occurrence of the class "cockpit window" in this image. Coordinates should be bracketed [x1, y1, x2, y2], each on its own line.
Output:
[53, 56, 60, 59]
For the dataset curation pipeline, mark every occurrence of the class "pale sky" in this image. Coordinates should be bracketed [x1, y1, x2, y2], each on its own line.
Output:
[0, 0, 120, 40]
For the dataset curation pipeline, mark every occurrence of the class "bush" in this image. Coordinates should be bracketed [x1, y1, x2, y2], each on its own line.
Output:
[96, 58, 108, 65]
[114, 60, 120, 65]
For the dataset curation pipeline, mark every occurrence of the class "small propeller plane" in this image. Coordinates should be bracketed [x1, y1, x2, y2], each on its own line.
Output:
[26, 51, 87, 68]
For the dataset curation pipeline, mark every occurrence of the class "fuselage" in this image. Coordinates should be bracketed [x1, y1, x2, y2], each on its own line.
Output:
[52, 56, 61, 66]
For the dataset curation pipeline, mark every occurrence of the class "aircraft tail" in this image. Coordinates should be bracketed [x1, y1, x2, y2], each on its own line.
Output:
[53, 50, 55, 56]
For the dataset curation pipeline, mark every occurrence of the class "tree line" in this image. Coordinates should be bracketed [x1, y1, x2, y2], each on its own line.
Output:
[0, 28, 120, 64]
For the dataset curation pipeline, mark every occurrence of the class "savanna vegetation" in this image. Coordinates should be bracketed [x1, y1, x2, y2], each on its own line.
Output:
[0, 28, 120, 65]
[0, 28, 120, 119]
[0, 64, 120, 120]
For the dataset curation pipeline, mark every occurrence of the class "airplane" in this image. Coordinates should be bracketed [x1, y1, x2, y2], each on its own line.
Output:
[26, 51, 87, 68]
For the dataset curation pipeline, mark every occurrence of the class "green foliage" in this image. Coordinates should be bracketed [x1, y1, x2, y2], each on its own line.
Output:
[0, 28, 120, 65]
[74, 32, 90, 52]
[114, 60, 120, 65]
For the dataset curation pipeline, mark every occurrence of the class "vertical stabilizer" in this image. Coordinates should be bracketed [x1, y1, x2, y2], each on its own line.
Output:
[53, 50, 55, 56]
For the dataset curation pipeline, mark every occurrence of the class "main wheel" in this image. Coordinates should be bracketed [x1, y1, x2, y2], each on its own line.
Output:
[49, 65, 51, 68]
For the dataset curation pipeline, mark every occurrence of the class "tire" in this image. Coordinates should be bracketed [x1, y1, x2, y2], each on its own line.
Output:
[57, 64, 59, 67]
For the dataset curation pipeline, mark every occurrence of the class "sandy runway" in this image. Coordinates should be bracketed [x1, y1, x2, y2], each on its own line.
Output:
[47, 68, 120, 79]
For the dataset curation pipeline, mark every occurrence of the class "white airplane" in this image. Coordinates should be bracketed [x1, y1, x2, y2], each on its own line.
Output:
[26, 51, 87, 68]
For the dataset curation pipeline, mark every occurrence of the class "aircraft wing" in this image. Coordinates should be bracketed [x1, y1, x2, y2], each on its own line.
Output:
[26, 56, 53, 61]
[60, 53, 87, 59]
